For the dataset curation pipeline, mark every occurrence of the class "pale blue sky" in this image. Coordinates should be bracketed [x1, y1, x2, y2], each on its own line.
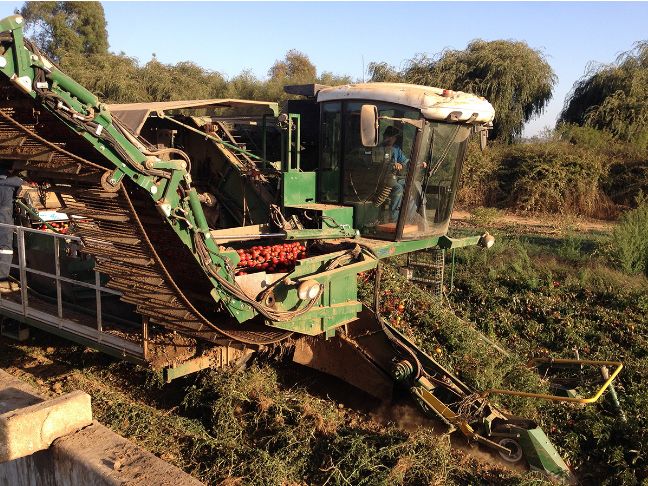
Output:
[2, 1, 647, 136]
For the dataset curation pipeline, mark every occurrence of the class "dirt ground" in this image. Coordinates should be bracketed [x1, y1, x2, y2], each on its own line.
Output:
[452, 209, 615, 234]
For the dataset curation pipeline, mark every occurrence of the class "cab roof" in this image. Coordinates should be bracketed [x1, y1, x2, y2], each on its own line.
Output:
[316, 82, 495, 124]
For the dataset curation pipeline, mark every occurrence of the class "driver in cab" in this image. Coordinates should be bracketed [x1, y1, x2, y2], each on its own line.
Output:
[383, 126, 425, 223]
[382, 126, 408, 222]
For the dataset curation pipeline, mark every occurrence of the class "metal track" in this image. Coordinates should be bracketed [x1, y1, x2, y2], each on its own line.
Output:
[0, 96, 292, 346]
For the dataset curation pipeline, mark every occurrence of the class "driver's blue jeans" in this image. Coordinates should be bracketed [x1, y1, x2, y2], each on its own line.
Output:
[390, 180, 405, 221]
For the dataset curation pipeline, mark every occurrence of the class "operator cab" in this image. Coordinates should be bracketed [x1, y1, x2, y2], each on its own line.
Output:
[290, 83, 494, 241]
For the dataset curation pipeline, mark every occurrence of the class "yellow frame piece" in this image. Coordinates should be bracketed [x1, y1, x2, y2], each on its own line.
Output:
[482, 358, 623, 404]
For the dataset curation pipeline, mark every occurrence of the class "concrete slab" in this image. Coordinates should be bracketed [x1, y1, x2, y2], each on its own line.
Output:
[0, 368, 205, 485]
[53, 422, 204, 486]
[0, 390, 92, 462]
[0, 372, 42, 414]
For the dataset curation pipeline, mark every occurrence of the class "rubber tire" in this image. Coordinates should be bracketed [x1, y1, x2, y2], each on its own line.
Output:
[498, 437, 523, 463]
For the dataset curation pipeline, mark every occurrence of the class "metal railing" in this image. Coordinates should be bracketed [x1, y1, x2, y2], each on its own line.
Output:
[0, 221, 143, 358]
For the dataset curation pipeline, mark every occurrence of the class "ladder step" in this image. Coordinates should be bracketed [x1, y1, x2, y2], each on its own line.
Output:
[409, 261, 443, 269]
[410, 276, 442, 285]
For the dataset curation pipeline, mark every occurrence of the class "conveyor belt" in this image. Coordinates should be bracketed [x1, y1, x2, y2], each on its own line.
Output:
[0, 90, 291, 346]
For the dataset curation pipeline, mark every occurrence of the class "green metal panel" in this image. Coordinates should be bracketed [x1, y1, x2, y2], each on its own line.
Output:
[271, 302, 362, 335]
[283, 172, 316, 205]
[518, 427, 572, 478]
[284, 228, 357, 239]
[163, 356, 213, 383]
[284, 203, 355, 236]
[320, 205, 354, 229]
[265, 255, 376, 333]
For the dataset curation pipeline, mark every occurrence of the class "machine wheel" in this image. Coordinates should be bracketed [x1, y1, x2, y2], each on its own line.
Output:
[498, 437, 523, 463]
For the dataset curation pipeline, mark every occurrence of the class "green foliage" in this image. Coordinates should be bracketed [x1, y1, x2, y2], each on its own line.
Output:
[58, 52, 147, 102]
[608, 195, 648, 275]
[20, 1, 108, 60]
[318, 70, 353, 87]
[459, 137, 616, 217]
[52, 47, 349, 106]
[268, 49, 316, 82]
[55, 52, 230, 103]
[494, 141, 612, 217]
[556, 232, 587, 262]
[265, 50, 352, 103]
[605, 157, 648, 208]
[468, 206, 502, 228]
[446, 233, 648, 483]
[456, 140, 502, 207]
[560, 42, 648, 150]
[367, 61, 405, 83]
[557, 124, 648, 207]
[556, 123, 617, 151]
[371, 40, 556, 142]
[359, 264, 549, 418]
[177, 365, 529, 485]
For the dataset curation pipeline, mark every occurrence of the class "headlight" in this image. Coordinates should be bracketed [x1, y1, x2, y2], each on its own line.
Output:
[297, 280, 321, 300]
[478, 232, 495, 249]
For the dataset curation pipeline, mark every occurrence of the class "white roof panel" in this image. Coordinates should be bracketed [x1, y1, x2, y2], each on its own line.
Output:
[317, 83, 495, 124]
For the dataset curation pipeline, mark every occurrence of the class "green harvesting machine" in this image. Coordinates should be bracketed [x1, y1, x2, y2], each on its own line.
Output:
[0, 14, 623, 479]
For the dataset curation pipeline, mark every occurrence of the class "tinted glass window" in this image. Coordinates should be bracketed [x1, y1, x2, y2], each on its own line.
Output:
[341, 102, 419, 238]
[318, 102, 342, 202]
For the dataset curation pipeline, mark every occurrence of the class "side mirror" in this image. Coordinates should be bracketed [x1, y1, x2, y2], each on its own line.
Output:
[360, 104, 379, 147]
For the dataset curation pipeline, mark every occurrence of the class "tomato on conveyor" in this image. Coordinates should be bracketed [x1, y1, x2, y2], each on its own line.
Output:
[234, 242, 307, 276]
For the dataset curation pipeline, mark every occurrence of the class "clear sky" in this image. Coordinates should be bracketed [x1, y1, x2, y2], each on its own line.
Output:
[2, 1, 647, 136]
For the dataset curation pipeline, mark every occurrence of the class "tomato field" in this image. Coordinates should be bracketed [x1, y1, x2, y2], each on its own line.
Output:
[2, 216, 645, 485]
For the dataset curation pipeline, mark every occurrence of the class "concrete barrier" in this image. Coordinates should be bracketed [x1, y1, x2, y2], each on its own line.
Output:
[0, 369, 204, 486]
[1, 390, 92, 462]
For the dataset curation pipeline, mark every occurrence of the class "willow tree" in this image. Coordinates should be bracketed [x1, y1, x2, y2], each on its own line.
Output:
[19, 1, 109, 61]
[367, 62, 404, 83]
[265, 49, 317, 101]
[57, 51, 146, 103]
[400, 40, 556, 142]
[560, 42, 648, 150]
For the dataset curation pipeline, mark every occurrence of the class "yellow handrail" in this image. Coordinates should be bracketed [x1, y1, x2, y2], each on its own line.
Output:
[481, 358, 623, 404]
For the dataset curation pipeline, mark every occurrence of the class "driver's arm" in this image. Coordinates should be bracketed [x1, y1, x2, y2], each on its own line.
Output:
[393, 147, 409, 171]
